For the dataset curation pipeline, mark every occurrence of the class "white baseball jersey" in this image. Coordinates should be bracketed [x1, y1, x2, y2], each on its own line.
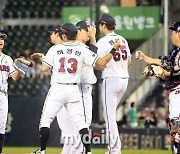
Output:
[56, 42, 97, 153]
[97, 32, 131, 153]
[169, 84, 180, 119]
[97, 32, 131, 79]
[0, 53, 16, 92]
[0, 53, 16, 134]
[43, 42, 98, 85]
[40, 42, 99, 131]
[76, 41, 97, 84]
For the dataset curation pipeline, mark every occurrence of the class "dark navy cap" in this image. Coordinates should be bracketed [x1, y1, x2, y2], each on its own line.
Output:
[61, 23, 77, 37]
[76, 21, 90, 30]
[95, 13, 116, 27]
[0, 32, 7, 40]
[48, 25, 62, 33]
[169, 22, 180, 32]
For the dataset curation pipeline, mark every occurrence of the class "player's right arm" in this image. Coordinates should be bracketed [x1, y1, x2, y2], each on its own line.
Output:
[135, 50, 161, 65]
[95, 39, 120, 70]
[135, 50, 172, 77]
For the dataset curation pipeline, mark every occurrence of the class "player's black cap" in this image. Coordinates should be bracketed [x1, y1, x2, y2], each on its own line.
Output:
[61, 23, 77, 37]
[48, 25, 62, 33]
[0, 32, 7, 40]
[169, 22, 180, 32]
[76, 21, 90, 31]
[95, 13, 116, 27]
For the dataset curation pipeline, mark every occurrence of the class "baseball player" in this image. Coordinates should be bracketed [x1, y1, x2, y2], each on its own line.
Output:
[75, 21, 97, 127]
[96, 14, 132, 154]
[0, 32, 24, 154]
[31, 23, 91, 154]
[31, 23, 120, 154]
[135, 21, 180, 154]
[56, 21, 98, 154]
[49, 25, 83, 154]
[31, 25, 80, 154]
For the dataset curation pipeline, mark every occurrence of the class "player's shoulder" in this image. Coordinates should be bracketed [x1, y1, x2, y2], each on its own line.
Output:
[75, 41, 89, 49]
[1, 53, 13, 61]
[118, 35, 128, 43]
[47, 44, 64, 53]
[78, 45, 91, 53]
[97, 36, 108, 46]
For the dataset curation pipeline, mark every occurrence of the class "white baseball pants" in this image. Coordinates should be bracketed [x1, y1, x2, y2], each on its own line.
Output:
[102, 77, 128, 153]
[0, 92, 8, 134]
[40, 84, 88, 131]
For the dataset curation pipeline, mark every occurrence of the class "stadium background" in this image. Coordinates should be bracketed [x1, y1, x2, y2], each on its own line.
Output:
[0, 0, 180, 153]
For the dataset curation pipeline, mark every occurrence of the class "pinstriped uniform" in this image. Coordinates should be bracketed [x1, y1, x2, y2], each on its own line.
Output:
[0, 53, 16, 134]
[97, 32, 131, 153]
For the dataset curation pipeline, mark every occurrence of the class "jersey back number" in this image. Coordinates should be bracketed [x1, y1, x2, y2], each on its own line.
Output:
[59, 57, 77, 73]
[113, 45, 127, 61]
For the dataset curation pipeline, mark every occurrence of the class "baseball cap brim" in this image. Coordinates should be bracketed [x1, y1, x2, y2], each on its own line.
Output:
[169, 22, 180, 32]
[0, 33, 7, 40]
[48, 25, 62, 33]
[169, 26, 176, 31]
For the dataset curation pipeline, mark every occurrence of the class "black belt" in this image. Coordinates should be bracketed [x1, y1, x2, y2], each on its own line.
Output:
[57, 83, 77, 85]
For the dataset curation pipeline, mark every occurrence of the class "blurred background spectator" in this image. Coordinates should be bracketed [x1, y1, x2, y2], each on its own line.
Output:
[117, 101, 129, 127]
[144, 111, 157, 128]
[128, 102, 139, 128]
[155, 86, 166, 120]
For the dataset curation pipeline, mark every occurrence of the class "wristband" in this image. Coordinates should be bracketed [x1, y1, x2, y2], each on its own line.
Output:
[110, 48, 116, 55]
[40, 54, 45, 62]
[170, 71, 174, 77]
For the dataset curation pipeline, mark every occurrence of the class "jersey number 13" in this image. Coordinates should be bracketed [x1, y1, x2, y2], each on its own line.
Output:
[59, 57, 77, 73]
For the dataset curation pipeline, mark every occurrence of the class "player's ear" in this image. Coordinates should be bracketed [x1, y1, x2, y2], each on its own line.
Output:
[61, 34, 66, 40]
[178, 31, 180, 37]
[77, 30, 81, 36]
[103, 24, 107, 30]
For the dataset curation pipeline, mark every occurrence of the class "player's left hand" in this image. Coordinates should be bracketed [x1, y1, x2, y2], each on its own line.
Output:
[13, 58, 33, 74]
[31, 53, 44, 61]
[89, 26, 96, 38]
[142, 64, 167, 80]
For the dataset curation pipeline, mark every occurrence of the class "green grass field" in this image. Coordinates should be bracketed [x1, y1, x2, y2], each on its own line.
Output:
[3, 147, 171, 154]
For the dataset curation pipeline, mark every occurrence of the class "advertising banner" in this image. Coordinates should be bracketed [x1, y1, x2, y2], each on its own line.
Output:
[63, 6, 160, 39]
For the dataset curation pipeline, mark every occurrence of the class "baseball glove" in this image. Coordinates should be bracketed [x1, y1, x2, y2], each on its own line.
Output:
[142, 64, 167, 80]
[14, 58, 33, 74]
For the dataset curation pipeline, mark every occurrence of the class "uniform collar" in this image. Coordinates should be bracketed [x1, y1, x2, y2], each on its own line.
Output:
[0, 52, 4, 57]
[106, 32, 116, 36]
[62, 42, 77, 46]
